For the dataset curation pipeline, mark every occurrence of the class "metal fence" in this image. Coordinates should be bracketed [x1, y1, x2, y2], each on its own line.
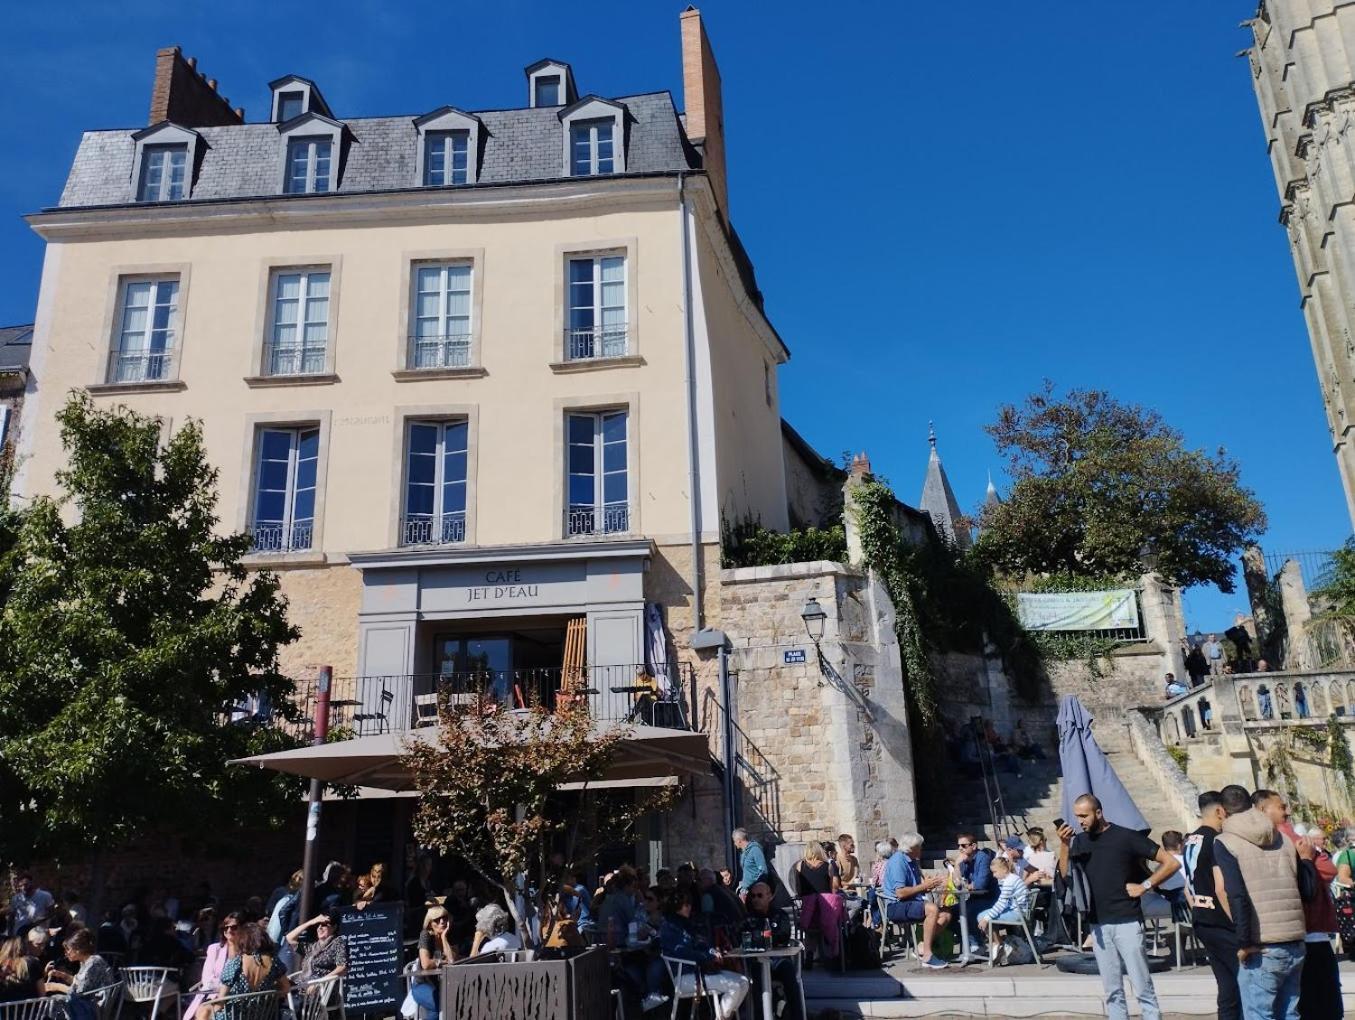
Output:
[1264, 550, 1338, 592]
[565, 324, 628, 361]
[1014, 587, 1149, 644]
[407, 334, 472, 370]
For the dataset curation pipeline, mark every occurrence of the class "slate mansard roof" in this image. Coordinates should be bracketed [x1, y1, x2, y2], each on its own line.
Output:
[57, 91, 698, 209]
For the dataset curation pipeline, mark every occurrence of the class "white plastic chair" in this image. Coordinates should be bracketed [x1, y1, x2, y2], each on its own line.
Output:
[987, 897, 1043, 967]
[0, 996, 60, 1020]
[659, 956, 721, 1020]
[121, 967, 180, 1020]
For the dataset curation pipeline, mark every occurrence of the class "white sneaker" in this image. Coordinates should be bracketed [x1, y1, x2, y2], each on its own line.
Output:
[641, 992, 669, 1012]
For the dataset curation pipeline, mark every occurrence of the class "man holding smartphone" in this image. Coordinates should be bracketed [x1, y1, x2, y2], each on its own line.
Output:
[1059, 793, 1180, 1020]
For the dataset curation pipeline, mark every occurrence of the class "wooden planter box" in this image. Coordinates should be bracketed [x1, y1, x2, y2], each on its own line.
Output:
[440, 947, 610, 1020]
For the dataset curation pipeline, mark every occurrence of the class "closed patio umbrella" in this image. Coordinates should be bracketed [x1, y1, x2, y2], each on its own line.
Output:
[1057, 695, 1150, 833]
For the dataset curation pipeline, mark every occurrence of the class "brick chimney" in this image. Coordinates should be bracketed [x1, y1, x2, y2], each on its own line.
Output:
[148, 47, 243, 127]
[680, 7, 728, 217]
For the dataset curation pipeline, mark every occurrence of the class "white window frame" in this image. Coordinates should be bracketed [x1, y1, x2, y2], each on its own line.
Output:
[109, 275, 181, 383]
[264, 268, 331, 377]
[570, 119, 615, 177]
[423, 130, 470, 187]
[534, 75, 562, 107]
[250, 426, 320, 553]
[559, 98, 626, 177]
[565, 409, 629, 537]
[413, 108, 481, 187]
[565, 254, 627, 360]
[276, 91, 305, 123]
[401, 419, 471, 546]
[527, 60, 574, 108]
[408, 262, 474, 370]
[129, 123, 199, 204]
[0, 406, 11, 448]
[284, 136, 333, 194]
[137, 144, 189, 202]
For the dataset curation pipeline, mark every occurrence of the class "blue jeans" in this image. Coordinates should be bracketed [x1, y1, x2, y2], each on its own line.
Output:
[1238, 942, 1305, 1020]
[1090, 921, 1160, 1020]
[410, 981, 439, 1020]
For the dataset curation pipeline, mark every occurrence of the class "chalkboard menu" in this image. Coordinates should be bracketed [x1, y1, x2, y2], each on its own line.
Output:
[339, 902, 404, 1015]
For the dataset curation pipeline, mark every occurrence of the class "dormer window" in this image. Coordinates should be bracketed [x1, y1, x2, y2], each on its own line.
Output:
[413, 108, 483, 187]
[285, 137, 332, 194]
[138, 145, 188, 202]
[130, 122, 201, 203]
[269, 74, 333, 123]
[559, 97, 626, 178]
[277, 112, 344, 195]
[535, 76, 561, 108]
[526, 59, 577, 108]
[277, 91, 305, 122]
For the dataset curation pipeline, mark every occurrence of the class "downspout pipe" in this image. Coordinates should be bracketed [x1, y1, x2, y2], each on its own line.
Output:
[679, 172, 704, 633]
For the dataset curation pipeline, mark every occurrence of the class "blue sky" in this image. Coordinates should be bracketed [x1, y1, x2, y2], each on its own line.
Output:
[0, 2, 1341, 629]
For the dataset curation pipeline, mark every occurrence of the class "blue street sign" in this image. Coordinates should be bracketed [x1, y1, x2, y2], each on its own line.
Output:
[783, 648, 807, 664]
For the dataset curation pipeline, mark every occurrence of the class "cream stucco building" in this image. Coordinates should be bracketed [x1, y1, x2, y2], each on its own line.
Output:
[1247, 0, 1355, 523]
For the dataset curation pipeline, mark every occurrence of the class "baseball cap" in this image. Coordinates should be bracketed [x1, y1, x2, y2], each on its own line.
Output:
[1003, 835, 1024, 850]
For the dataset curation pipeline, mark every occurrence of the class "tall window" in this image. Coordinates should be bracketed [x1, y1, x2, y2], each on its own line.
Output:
[570, 119, 615, 176]
[403, 420, 469, 545]
[424, 131, 469, 186]
[566, 255, 626, 359]
[534, 75, 561, 107]
[277, 91, 305, 122]
[111, 277, 179, 383]
[267, 270, 330, 376]
[567, 410, 628, 536]
[252, 427, 319, 553]
[285, 137, 332, 194]
[409, 264, 472, 369]
[137, 145, 188, 202]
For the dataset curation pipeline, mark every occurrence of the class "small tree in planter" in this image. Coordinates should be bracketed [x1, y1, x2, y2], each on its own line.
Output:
[404, 694, 679, 943]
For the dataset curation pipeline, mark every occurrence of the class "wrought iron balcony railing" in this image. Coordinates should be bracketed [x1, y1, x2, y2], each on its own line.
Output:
[107, 348, 177, 384]
[407, 334, 473, 371]
[565, 323, 628, 361]
[251, 521, 314, 554]
[566, 505, 629, 537]
[264, 343, 328, 377]
[402, 513, 467, 546]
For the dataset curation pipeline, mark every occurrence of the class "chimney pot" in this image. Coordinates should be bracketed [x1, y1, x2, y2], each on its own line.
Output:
[208, 78, 218, 91]
[187, 56, 197, 69]
[235, 107, 245, 119]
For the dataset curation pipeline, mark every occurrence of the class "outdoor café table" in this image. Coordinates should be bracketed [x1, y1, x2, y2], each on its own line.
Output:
[946, 881, 979, 966]
[722, 944, 806, 1020]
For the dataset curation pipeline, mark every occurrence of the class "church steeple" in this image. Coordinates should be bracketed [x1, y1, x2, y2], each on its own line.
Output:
[919, 422, 969, 549]
[984, 471, 1001, 509]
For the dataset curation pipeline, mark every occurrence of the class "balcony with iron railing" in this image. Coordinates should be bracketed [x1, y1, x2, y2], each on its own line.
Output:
[264, 343, 328, 377]
[401, 512, 467, 546]
[251, 521, 314, 554]
[262, 662, 694, 741]
[565, 323, 628, 361]
[567, 505, 629, 538]
[107, 348, 177, 385]
[407, 334, 473, 371]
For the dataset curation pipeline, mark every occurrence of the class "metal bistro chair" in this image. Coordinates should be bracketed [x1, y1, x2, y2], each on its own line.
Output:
[0, 996, 60, 1020]
[987, 897, 1043, 968]
[401, 961, 440, 1020]
[659, 956, 722, 1020]
[121, 967, 181, 1020]
[352, 688, 394, 734]
[289, 973, 345, 1020]
[873, 884, 918, 961]
[85, 981, 125, 1020]
[206, 989, 281, 1020]
[413, 693, 439, 727]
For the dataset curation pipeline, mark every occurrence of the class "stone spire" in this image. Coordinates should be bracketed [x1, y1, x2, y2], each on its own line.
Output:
[919, 423, 970, 549]
[984, 471, 1001, 509]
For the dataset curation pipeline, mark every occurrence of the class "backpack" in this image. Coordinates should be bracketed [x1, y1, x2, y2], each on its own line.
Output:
[1002, 932, 1035, 966]
[267, 892, 296, 944]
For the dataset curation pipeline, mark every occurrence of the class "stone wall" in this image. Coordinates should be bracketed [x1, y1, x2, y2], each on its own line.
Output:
[274, 563, 364, 678]
[714, 560, 915, 847]
[1126, 710, 1202, 830]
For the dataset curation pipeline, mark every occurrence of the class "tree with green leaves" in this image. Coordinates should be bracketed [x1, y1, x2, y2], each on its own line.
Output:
[405, 694, 679, 942]
[0, 394, 303, 894]
[975, 384, 1266, 591]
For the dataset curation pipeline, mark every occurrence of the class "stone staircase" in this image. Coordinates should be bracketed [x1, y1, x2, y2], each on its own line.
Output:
[918, 748, 1192, 862]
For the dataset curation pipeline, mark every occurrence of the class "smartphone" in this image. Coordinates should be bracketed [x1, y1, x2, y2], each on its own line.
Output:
[1053, 818, 1066, 830]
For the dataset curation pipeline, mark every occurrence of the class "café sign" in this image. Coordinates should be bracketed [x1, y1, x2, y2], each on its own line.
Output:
[466, 567, 541, 603]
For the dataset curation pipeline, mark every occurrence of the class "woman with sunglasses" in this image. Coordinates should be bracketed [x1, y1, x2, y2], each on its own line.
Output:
[214, 920, 290, 1012]
[285, 912, 347, 984]
[186, 911, 242, 1020]
[410, 906, 457, 1020]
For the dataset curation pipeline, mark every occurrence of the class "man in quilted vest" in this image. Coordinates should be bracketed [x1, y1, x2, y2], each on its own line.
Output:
[1213, 785, 1311, 1020]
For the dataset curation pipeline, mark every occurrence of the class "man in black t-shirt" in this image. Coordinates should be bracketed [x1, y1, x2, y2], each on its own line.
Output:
[1182, 790, 1238, 1020]
[1059, 793, 1180, 1020]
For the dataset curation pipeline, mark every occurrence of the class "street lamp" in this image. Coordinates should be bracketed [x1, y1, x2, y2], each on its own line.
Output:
[1139, 541, 1160, 575]
[801, 597, 827, 645]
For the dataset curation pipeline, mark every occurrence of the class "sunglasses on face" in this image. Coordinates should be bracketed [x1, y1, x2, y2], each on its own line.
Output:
[433, 918, 450, 926]
[957, 842, 973, 849]
[222, 925, 239, 933]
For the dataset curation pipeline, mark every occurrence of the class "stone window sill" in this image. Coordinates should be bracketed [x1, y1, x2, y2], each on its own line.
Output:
[392, 367, 488, 382]
[86, 380, 187, 396]
[239, 550, 329, 569]
[244, 374, 340, 388]
[549, 355, 645, 374]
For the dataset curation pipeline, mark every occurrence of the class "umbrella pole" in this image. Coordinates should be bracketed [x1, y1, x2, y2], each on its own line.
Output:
[299, 665, 333, 921]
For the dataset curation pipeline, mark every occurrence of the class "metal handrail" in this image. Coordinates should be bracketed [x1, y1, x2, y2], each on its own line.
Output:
[564, 323, 628, 361]
[407, 334, 472, 370]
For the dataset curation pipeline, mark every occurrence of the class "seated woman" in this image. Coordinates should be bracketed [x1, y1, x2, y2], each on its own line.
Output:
[43, 928, 114, 995]
[0, 936, 47, 1003]
[210, 921, 290, 1020]
[976, 857, 1030, 965]
[658, 889, 749, 1020]
[286, 912, 348, 985]
[470, 904, 522, 956]
[411, 906, 457, 1020]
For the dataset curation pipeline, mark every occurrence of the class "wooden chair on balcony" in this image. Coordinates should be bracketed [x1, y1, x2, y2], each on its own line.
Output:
[555, 618, 589, 711]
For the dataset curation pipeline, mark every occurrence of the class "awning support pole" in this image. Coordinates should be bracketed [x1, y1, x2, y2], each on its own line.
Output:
[298, 665, 333, 921]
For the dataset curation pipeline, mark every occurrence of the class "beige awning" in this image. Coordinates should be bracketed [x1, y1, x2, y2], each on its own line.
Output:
[229, 723, 711, 791]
